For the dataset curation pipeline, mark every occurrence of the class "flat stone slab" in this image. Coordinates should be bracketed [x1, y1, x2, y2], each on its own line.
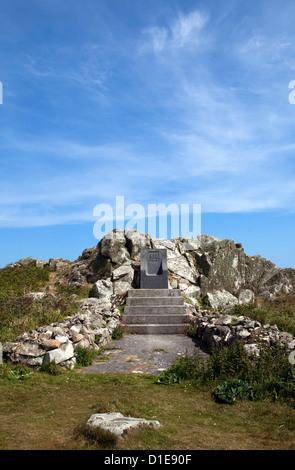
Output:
[87, 412, 161, 437]
[78, 334, 209, 375]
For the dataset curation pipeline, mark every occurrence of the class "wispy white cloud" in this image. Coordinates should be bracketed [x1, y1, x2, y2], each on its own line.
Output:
[140, 9, 209, 54]
[1, 3, 295, 229]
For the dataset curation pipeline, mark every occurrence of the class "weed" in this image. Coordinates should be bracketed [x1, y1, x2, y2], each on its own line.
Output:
[0, 363, 31, 381]
[40, 361, 63, 375]
[0, 263, 50, 301]
[213, 378, 255, 404]
[75, 347, 98, 367]
[234, 296, 295, 337]
[118, 304, 126, 316]
[0, 293, 79, 343]
[187, 320, 198, 338]
[111, 325, 125, 341]
[157, 340, 295, 405]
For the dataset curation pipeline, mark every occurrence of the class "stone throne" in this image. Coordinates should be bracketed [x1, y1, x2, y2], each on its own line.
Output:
[140, 249, 168, 289]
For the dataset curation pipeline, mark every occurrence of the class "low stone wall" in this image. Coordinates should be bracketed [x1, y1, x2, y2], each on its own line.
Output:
[2, 296, 122, 369]
[192, 311, 295, 356]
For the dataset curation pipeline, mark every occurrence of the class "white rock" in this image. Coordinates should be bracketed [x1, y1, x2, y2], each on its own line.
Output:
[204, 290, 238, 311]
[112, 263, 134, 283]
[54, 334, 69, 344]
[113, 281, 132, 295]
[89, 279, 113, 299]
[86, 412, 161, 438]
[243, 343, 260, 357]
[167, 256, 197, 284]
[43, 341, 74, 365]
[237, 328, 251, 340]
[183, 285, 201, 298]
[238, 289, 255, 305]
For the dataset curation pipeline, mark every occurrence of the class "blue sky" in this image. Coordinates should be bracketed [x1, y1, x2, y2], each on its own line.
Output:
[1, 0, 295, 268]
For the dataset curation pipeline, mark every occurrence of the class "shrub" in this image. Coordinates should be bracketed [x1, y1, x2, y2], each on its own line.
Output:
[234, 296, 295, 337]
[157, 353, 206, 385]
[75, 347, 98, 367]
[187, 320, 198, 338]
[56, 283, 90, 299]
[157, 340, 295, 405]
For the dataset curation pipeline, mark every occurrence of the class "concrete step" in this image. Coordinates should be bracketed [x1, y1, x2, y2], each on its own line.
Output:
[126, 297, 184, 306]
[123, 314, 191, 325]
[125, 306, 187, 315]
[123, 324, 189, 334]
[123, 289, 190, 335]
[127, 289, 181, 298]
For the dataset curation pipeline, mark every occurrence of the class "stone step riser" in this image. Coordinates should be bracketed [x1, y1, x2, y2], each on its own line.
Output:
[123, 324, 189, 334]
[127, 289, 181, 298]
[125, 306, 187, 315]
[127, 297, 184, 306]
[123, 315, 191, 325]
[124, 289, 189, 335]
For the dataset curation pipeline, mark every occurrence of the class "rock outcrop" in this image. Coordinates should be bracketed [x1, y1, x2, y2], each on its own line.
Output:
[66, 229, 295, 305]
[10, 229, 295, 305]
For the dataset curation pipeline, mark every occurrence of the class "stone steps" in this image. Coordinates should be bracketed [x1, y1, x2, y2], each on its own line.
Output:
[123, 314, 190, 325]
[126, 297, 184, 306]
[122, 289, 190, 334]
[127, 289, 181, 297]
[125, 305, 187, 315]
[122, 325, 189, 334]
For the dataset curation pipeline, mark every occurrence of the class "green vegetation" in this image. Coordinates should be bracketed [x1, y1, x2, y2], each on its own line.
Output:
[1, 366, 295, 450]
[187, 320, 198, 338]
[56, 283, 90, 299]
[73, 422, 118, 450]
[111, 325, 125, 340]
[0, 293, 79, 343]
[0, 262, 86, 343]
[75, 346, 99, 367]
[40, 361, 63, 375]
[234, 296, 295, 337]
[1, 263, 295, 449]
[157, 340, 295, 405]
[117, 304, 126, 316]
[0, 262, 50, 300]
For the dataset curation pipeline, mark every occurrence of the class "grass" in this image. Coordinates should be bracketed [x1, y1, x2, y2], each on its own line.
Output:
[0, 262, 90, 343]
[234, 295, 295, 337]
[0, 293, 79, 343]
[1, 263, 295, 450]
[56, 283, 90, 299]
[1, 368, 295, 450]
[0, 262, 50, 300]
